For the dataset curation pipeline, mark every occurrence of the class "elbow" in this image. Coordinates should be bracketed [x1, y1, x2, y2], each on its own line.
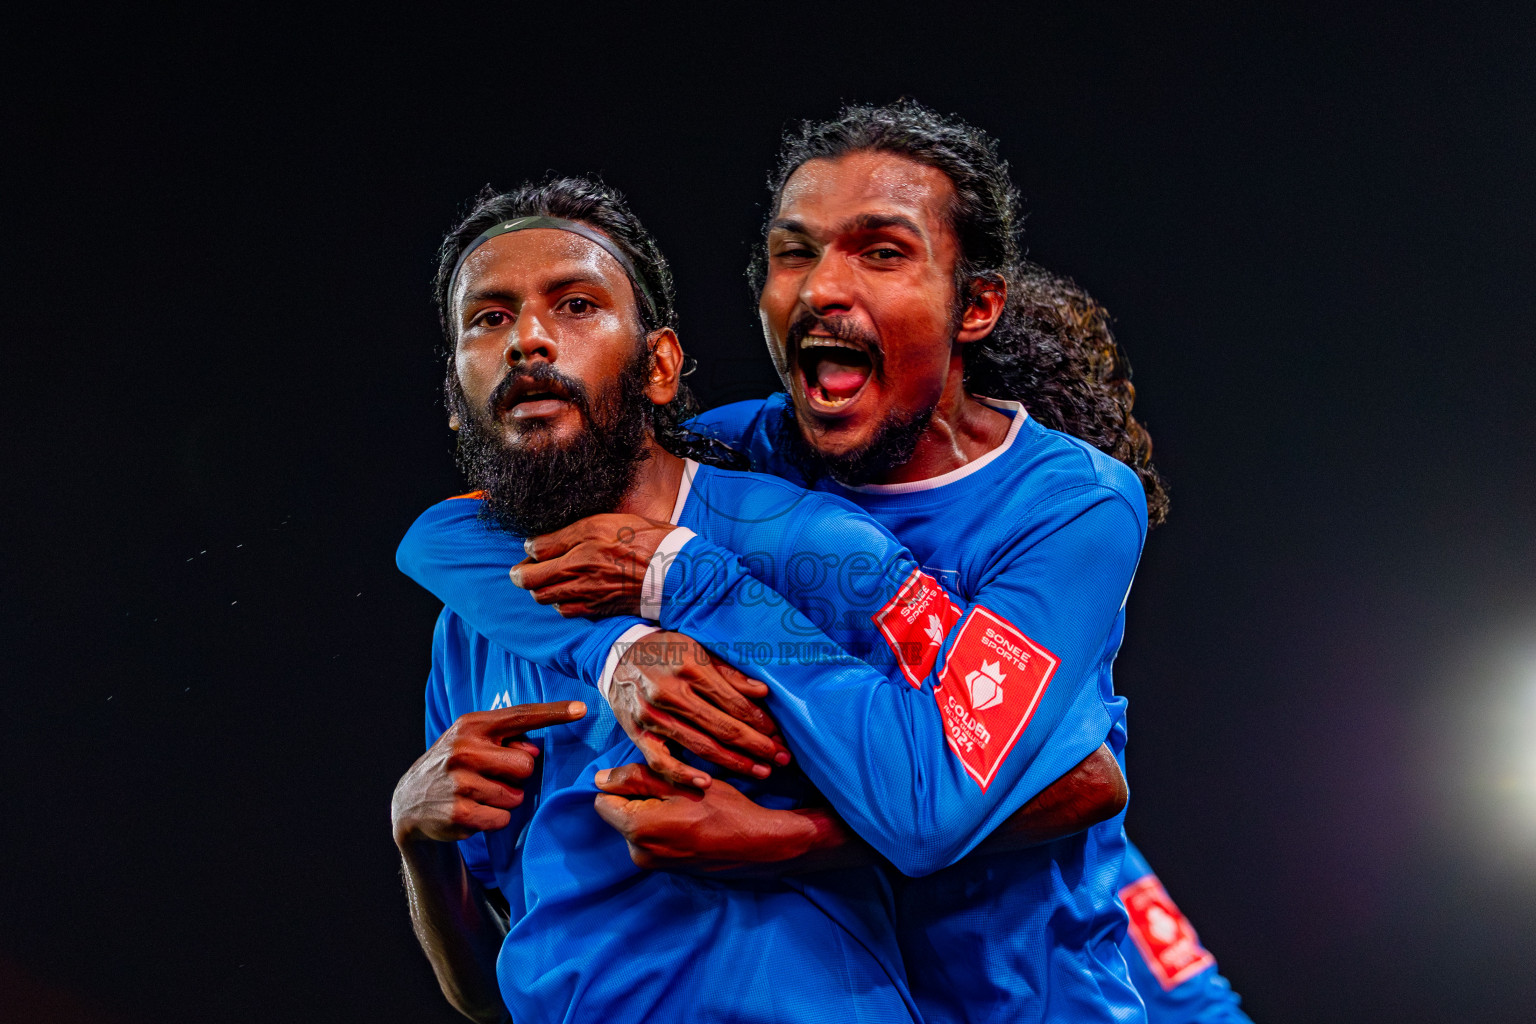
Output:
[1077, 745, 1129, 829]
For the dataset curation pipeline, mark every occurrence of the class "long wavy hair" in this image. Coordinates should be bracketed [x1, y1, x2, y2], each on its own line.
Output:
[434, 177, 745, 470]
[750, 101, 1169, 525]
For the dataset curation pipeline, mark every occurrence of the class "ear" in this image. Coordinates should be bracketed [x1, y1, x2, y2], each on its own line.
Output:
[645, 327, 684, 407]
[448, 411, 461, 431]
[956, 277, 1007, 344]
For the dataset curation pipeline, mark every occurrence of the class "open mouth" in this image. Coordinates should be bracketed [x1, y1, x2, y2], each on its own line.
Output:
[496, 379, 575, 421]
[795, 334, 873, 412]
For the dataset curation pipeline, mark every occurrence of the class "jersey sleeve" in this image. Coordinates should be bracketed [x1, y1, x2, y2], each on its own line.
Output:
[398, 498, 648, 689]
[658, 486, 1142, 876]
[424, 610, 498, 890]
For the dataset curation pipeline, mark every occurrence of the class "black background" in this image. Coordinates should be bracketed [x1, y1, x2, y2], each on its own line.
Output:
[6, 5, 1535, 1022]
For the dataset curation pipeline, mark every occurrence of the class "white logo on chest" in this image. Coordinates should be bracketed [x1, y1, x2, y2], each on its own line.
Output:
[488, 689, 513, 710]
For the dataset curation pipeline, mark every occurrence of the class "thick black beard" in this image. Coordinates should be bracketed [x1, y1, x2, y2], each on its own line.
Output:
[779, 397, 934, 487]
[449, 354, 651, 537]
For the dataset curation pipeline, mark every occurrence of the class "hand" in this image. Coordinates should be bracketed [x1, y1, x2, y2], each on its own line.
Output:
[391, 701, 586, 846]
[593, 763, 815, 870]
[608, 632, 791, 788]
[510, 513, 676, 617]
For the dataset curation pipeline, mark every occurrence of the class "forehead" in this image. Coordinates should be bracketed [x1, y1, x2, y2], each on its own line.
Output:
[775, 150, 957, 233]
[453, 228, 633, 304]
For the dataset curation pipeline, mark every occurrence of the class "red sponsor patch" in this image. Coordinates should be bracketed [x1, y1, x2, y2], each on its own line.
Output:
[933, 606, 1057, 790]
[871, 569, 962, 688]
[1120, 874, 1217, 990]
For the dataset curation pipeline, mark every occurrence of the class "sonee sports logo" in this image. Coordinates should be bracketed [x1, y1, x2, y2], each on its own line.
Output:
[872, 568, 962, 688]
[1120, 873, 1216, 989]
[963, 660, 1007, 711]
[935, 607, 1058, 791]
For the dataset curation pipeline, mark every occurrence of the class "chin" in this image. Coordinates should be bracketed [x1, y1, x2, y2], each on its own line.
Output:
[795, 411, 873, 456]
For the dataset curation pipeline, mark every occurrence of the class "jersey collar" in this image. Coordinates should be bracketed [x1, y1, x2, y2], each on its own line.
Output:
[669, 458, 699, 524]
[834, 398, 1027, 495]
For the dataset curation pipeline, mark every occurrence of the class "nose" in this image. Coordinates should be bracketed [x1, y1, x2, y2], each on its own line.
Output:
[505, 309, 559, 368]
[799, 247, 855, 316]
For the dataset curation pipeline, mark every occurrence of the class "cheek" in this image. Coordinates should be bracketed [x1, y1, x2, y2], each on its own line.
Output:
[759, 274, 798, 327]
[455, 344, 503, 403]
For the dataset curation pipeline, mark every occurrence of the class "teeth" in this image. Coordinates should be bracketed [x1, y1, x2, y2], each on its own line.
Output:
[800, 336, 863, 353]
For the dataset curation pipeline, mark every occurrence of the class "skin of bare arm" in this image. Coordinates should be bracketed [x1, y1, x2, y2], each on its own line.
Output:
[594, 743, 1126, 877]
[391, 701, 586, 1023]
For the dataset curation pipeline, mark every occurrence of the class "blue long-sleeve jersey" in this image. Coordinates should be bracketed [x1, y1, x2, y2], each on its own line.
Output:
[398, 397, 1151, 1023]
[424, 598, 922, 1023]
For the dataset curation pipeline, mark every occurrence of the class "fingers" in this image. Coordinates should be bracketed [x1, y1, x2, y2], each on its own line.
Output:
[523, 520, 587, 562]
[714, 659, 771, 700]
[686, 662, 779, 738]
[641, 709, 771, 779]
[447, 743, 539, 783]
[508, 555, 568, 592]
[662, 689, 783, 764]
[633, 731, 712, 789]
[471, 701, 586, 740]
[594, 762, 681, 798]
[456, 774, 527, 810]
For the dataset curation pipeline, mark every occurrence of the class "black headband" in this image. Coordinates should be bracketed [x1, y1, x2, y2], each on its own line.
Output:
[447, 215, 658, 322]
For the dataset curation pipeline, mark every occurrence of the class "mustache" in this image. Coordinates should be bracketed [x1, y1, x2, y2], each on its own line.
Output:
[485, 362, 591, 420]
[786, 311, 882, 358]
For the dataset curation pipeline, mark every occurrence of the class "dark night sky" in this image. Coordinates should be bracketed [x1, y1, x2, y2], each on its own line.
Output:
[5, 5, 1535, 1022]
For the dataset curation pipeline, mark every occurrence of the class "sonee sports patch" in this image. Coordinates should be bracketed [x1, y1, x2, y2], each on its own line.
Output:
[872, 568, 962, 688]
[933, 606, 1058, 790]
[1120, 873, 1217, 990]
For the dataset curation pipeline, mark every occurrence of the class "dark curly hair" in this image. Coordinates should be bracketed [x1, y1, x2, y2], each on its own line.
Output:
[434, 177, 745, 470]
[750, 100, 1168, 525]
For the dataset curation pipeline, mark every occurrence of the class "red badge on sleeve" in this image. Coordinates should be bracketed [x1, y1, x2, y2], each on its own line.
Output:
[933, 606, 1058, 790]
[872, 568, 962, 688]
[1120, 874, 1217, 990]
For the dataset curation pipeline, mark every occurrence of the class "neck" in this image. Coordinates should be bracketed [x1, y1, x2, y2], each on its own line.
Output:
[615, 438, 686, 522]
[875, 353, 1010, 485]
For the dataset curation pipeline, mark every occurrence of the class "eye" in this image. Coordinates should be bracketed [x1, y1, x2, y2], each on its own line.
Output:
[561, 297, 597, 315]
[474, 309, 511, 328]
[864, 247, 904, 261]
[774, 245, 816, 262]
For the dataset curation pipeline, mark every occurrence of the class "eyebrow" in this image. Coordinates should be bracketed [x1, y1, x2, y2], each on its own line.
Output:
[459, 274, 612, 312]
[842, 212, 924, 237]
[767, 212, 925, 238]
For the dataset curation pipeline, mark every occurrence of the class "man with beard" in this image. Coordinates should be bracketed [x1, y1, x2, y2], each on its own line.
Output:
[401, 104, 1250, 1023]
[391, 176, 929, 1024]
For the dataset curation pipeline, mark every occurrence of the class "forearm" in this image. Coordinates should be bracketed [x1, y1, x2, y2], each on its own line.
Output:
[398, 502, 643, 687]
[397, 836, 511, 1024]
[662, 537, 1106, 872]
[972, 743, 1128, 855]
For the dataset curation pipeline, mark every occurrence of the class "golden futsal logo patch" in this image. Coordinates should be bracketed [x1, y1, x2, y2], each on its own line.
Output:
[934, 607, 1058, 791]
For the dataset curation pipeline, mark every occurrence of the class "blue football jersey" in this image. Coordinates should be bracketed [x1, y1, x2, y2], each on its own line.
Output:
[423, 604, 922, 1023]
[399, 397, 1149, 1023]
